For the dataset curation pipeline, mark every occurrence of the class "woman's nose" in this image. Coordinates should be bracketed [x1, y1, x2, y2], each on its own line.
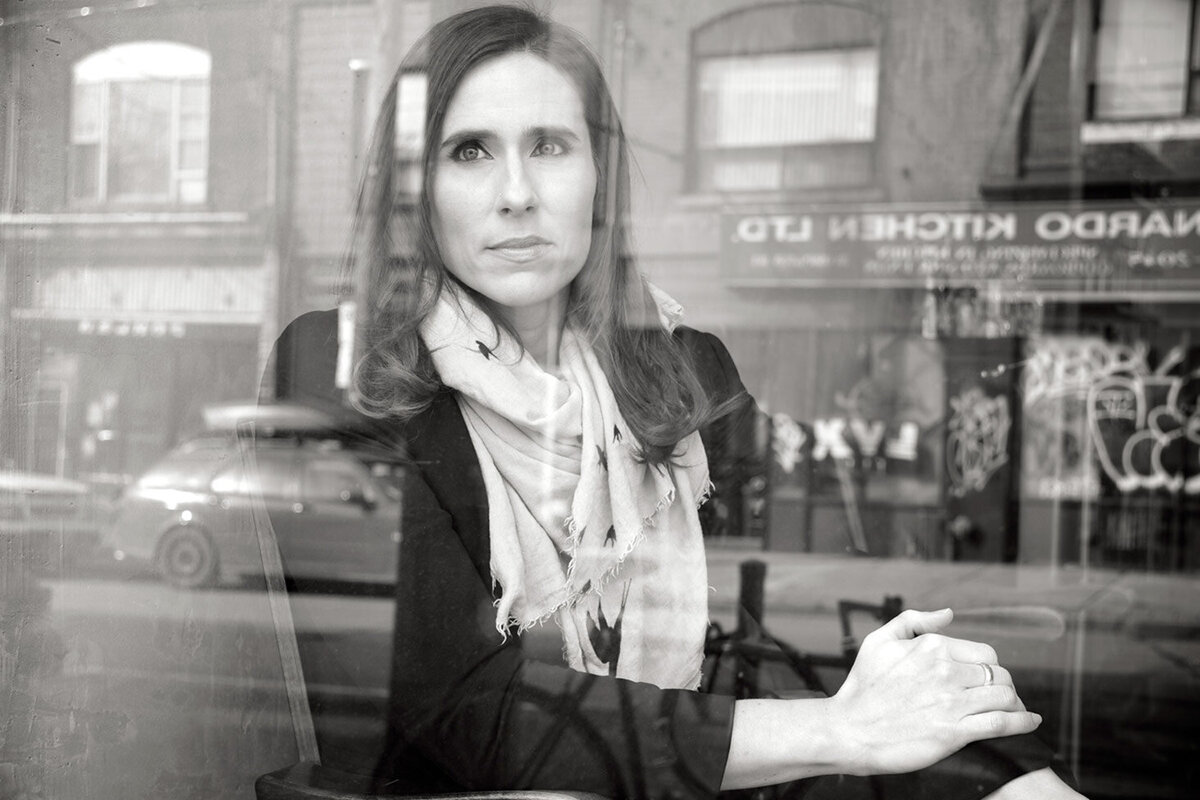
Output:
[497, 158, 536, 215]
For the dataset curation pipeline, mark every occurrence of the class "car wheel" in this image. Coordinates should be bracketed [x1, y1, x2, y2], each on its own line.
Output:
[155, 526, 218, 588]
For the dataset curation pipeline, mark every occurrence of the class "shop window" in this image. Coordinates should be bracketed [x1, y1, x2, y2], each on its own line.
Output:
[1091, 0, 1200, 119]
[689, 3, 880, 193]
[69, 41, 211, 205]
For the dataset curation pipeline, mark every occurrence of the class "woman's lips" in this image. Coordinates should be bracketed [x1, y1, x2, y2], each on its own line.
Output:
[488, 236, 551, 262]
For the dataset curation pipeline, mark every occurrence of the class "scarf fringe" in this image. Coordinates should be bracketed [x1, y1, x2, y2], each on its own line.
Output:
[499, 474, 716, 640]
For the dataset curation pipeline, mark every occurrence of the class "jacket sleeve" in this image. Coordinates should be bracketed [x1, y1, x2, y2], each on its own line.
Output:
[373, 435, 736, 800]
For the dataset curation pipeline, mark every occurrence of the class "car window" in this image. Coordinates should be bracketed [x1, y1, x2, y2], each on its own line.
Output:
[137, 443, 238, 491]
[368, 461, 403, 502]
[210, 453, 295, 498]
[303, 457, 373, 504]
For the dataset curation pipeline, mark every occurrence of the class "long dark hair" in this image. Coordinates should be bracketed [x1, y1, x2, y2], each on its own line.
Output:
[349, 4, 717, 464]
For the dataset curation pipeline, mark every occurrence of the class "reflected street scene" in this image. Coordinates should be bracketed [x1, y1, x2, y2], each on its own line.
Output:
[2, 1, 1199, 798]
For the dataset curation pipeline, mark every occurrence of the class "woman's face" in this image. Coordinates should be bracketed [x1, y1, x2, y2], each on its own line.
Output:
[431, 51, 597, 325]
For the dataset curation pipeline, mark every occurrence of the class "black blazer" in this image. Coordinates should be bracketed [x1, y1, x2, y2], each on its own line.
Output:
[269, 311, 1066, 800]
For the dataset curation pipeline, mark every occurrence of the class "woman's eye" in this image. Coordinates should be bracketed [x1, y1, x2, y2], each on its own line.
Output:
[451, 142, 487, 162]
[533, 139, 565, 157]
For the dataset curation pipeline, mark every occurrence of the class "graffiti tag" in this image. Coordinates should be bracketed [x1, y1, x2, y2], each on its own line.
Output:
[1087, 345, 1200, 494]
[946, 387, 1011, 497]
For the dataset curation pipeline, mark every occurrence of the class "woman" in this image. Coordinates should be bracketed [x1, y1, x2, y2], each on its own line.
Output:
[284, 5, 1086, 798]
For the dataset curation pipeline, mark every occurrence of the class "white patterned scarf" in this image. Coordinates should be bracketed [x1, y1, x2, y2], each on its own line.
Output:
[420, 286, 711, 690]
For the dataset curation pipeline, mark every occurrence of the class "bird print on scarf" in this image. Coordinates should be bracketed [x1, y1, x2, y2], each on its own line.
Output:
[586, 581, 631, 676]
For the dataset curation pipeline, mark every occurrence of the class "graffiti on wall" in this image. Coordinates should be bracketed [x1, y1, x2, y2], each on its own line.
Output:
[946, 387, 1011, 497]
[1022, 336, 1200, 498]
[1088, 346, 1200, 494]
[1024, 338, 1148, 408]
[1021, 337, 1111, 500]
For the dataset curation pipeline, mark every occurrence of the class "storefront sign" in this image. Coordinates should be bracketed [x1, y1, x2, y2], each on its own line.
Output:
[722, 201, 1200, 288]
[771, 413, 920, 472]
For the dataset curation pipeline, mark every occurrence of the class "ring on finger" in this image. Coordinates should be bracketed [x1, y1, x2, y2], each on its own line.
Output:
[977, 662, 995, 687]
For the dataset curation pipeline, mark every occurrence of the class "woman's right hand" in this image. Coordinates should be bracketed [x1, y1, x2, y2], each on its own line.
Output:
[828, 607, 1042, 776]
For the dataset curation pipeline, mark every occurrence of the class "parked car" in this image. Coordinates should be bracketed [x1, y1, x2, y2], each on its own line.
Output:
[0, 470, 110, 572]
[102, 435, 404, 588]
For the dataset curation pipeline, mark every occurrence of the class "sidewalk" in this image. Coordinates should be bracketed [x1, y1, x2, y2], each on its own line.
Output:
[704, 546, 1200, 641]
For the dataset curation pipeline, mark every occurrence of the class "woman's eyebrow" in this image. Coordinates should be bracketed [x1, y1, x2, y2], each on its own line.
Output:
[440, 128, 493, 148]
[525, 125, 582, 143]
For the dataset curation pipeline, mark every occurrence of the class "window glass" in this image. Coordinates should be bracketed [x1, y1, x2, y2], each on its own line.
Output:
[70, 42, 211, 203]
[394, 71, 428, 197]
[180, 79, 209, 116]
[179, 140, 206, 172]
[179, 79, 210, 179]
[695, 49, 877, 191]
[69, 83, 103, 200]
[303, 457, 371, 503]
[1093, 0, 1191, 118]
[697, 50, 877, 148]
[211, 455, 294, 498]
[7, 3, 1200, 799]
[108, 80, 174, 198]
[395, 72, 427, 155]
[137, 448, 235, 491]
[69, 142, 101, 201]
[71, 82, 103, 140]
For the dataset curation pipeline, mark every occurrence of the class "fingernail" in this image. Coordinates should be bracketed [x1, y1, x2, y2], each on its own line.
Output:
[1033, 713, 1043, 724]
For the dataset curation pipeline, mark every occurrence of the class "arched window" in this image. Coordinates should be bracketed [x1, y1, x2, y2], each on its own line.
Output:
[690, 2, 881, 193]
[70, 41, 211, 204]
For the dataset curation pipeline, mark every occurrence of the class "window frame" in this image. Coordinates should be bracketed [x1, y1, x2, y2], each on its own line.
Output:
[1088, 0, 1200, 122]
[68, 42, 212, 207]
[685, 2, 883, 196]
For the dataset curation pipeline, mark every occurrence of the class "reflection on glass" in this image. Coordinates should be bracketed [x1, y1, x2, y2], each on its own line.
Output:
[1, 1, 1198, 798]
[1092, 0, 1191, 119]
[69, 42, 212, 203]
